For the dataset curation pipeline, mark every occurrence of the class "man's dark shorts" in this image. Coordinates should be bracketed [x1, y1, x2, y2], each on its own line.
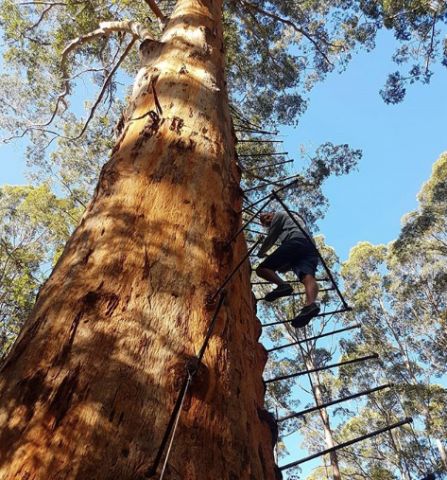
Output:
[258, 239, 318, 281]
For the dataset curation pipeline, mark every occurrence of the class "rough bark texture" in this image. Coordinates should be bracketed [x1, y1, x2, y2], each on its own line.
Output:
[0, 0, 278, 478]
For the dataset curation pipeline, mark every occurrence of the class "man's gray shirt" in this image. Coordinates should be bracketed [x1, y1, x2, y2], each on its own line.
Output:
[258, 212, 313, 257]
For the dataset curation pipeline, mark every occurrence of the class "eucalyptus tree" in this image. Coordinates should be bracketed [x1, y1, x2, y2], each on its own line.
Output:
[260, 238, 349, 480]
[0, 0, 446, 478]
[337, 157, 447, 480]
[0, 184, 80, 357]
[288, 153, 447, 479]
[358, 155, 446, 381]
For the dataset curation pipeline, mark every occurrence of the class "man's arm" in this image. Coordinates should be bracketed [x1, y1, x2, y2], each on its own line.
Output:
[257, 214, 284, 257]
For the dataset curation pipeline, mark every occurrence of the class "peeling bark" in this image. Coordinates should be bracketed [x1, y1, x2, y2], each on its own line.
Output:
[0, 0, 278, 478]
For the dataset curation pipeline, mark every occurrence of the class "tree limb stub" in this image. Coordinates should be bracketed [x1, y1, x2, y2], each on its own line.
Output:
[143, 0, 168, 29]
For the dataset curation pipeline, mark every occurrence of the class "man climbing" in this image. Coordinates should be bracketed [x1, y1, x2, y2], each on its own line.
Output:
[256, 211, 320, 328]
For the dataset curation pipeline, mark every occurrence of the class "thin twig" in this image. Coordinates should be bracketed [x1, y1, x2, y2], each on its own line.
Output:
[240, 0, 333, 66]
[424, 15, 437, 75]
[69, 38, 136, 141]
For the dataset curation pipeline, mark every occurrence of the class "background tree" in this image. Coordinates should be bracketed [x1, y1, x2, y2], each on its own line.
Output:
[336, 154, 447, 479]
[0, 184, 80, 357]
[259, 238, 349, 480]
[258, 153, 446, 479]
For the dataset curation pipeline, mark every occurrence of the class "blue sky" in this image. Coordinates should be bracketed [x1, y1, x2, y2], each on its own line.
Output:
[282, 29, 447, 261]
[1, 29, 446, 262]
[264, 28, 447, 478]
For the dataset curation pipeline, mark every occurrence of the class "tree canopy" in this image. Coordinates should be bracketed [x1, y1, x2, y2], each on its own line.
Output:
[0, 0, 446, 148]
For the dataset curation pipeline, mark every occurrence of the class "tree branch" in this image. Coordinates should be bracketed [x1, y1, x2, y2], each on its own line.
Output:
[143, 0, 168, 29]
[24, 3, 55, 32]
[27, 20, 151, 132]
[425, 15, 437, 75]
[62, 20, 151, 65]
[239, 0, 333, 66]
[68, 37, 137, 141]
[61, 20, 151, 89]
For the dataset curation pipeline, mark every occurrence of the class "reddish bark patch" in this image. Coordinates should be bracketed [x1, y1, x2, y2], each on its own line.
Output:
[212, 238, 229, 264]
[204, 293, 218, 311]
[83, 291, 100, 308]
[211, 162, 222, 176]
[131, 111, 161, 159]
[188, 360, 209, 402]
[230, 182, 243, 203]
[169, 138, 196, 153]
[0, 316, 44, 372]
[258, 445, 266, 474]
[226, 206, 240, 239]
[234, 161, 242, 176]
[99, 165, 120, 197]
[257, 407, 278, 447]
[168, 361, 188, 394]
[142, 250, 151, 279]
[121, 447, 129, 458]
[210, 203, 217, 227]
[47, 365, 81, 429]
[111, 124, 130, 156]
[105, 294, 120, 316]
[170, 116, 184, 134]
[84, 290, 120, 317]
[83, 248, 94, 265]
[17, 369, 49, 421]
[0, 425, 26, 463]
[54, 310, 83, 365]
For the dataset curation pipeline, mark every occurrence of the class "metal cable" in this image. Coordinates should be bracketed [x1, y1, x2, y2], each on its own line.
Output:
[146, 292, 226, 477]
[159, 371, 193, 480]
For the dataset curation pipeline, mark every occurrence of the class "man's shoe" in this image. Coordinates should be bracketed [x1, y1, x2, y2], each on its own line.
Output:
[264, 284, 293, 302]
[291, 303, 320, 328]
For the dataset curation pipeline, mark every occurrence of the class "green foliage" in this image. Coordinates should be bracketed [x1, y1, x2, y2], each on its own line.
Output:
[394, 153, 447, 259]
[338, 154, 447, 478]
[0, 184, 81, 357]
[0, 0, 445, 152]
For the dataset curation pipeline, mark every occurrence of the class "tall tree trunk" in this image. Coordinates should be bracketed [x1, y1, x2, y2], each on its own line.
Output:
[0, 0, 279, 478]
[303, 355, 342, 480]
[388, 430, 411, 480]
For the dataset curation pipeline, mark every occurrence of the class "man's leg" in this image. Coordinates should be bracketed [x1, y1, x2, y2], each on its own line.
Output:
[301, 274, 319, 306]
[256, 244, 295, 301]
[256, 265, 293, 301]
[256, 266, 287, 286]
[291, 258, 320, 328]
